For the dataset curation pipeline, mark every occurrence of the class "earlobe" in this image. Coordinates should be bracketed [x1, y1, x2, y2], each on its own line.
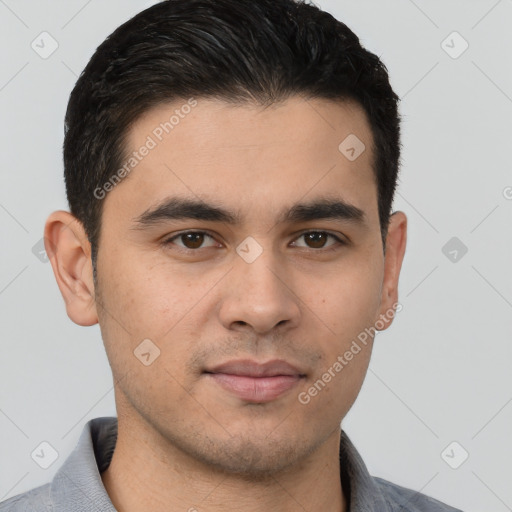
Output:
[44, 211, 98, 326]
[375, 211, 407, 331]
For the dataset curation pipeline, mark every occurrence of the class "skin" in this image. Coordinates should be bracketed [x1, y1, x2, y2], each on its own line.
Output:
[45, 96, 407, 512]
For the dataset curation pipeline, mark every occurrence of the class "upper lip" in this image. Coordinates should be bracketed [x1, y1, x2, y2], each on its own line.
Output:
[205, 359, 304, 377]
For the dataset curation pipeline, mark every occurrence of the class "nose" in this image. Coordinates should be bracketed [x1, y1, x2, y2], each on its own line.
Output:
[218, 246, 301, 335]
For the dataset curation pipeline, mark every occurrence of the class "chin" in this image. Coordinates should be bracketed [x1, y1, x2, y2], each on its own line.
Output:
[173, 429, 324, 480]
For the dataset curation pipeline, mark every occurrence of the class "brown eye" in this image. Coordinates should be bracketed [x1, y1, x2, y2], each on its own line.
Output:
[304, 232, 329, 248]
[292, 231, 344, 250]
[181, 233, 205, 249]
[166, 231, 217, 250]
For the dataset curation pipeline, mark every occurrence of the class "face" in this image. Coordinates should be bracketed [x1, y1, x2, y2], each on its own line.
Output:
[56, 97, 406, 476]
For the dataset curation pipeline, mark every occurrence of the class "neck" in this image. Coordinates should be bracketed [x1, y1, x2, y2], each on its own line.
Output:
[101, 416, 346, 512]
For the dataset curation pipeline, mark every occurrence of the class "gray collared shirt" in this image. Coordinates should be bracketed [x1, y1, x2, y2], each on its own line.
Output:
[0, 417, 462, 511]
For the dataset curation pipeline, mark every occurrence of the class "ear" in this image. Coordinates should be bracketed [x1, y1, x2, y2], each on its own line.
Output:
[375, 211, 407, 331]
[44, 211, 98, 326]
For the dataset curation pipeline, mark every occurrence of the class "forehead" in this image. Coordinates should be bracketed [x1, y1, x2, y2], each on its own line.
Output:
[105, 96, 378, 228]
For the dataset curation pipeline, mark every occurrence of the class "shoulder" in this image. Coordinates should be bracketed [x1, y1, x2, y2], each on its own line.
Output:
[0, 483, 53, 511]
[374, 476, 463, 511]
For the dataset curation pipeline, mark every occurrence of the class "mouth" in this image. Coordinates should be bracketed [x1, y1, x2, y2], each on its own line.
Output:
[203, 359, 306, 403]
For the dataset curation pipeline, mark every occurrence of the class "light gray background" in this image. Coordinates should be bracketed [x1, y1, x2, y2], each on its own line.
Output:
[1, 1, 511, 510]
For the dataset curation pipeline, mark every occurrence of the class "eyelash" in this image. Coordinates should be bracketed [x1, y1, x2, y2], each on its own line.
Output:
[162, 230, 347, 252]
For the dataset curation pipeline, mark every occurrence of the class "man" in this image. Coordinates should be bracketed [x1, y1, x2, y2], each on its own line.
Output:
[0, 0, 462, 510]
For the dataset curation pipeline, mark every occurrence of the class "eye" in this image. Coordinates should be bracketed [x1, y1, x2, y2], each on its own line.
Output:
[164, 231, 219, 250]
[291, 231, 345, 250]
[163, 230, 346, 252]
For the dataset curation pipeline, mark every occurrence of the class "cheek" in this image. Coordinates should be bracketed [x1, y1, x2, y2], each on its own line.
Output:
[100, 252, 206, 339]
[95, 257, 198, 408]
[307, 253, 383, 337]
[296, 342, 373, 433]
[299, 253, 381, 413]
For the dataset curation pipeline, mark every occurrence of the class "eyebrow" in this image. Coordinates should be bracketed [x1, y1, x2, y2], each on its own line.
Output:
[132, 196, 367, 229]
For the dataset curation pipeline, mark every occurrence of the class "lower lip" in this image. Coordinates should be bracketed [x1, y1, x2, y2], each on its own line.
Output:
[207, 373, 302, 403]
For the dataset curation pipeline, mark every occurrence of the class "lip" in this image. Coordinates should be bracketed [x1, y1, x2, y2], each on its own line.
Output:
[204, 359, 305, 403]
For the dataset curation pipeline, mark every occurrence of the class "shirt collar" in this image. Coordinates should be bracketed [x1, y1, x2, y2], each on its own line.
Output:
[339, 429, 393, 511]
[50, 417, 391, 512]
[50, 417, 117, 512]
